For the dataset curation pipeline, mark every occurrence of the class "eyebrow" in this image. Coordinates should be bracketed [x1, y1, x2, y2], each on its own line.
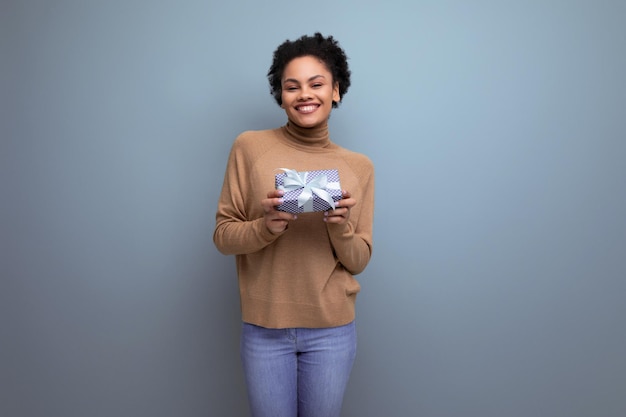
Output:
[282, 75, 326, 84]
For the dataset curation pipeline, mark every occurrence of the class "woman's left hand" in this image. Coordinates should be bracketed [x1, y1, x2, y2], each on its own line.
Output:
[324, 190, 355, 224]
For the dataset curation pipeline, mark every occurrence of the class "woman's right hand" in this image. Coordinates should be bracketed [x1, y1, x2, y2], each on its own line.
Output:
[261, 190, 297, 234]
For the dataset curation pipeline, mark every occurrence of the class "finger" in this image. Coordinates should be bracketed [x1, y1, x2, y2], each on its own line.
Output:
[324, 207, 349, 221]
[336, 190, 354, 208]
[336, 197, 356, 209]
[261, 197, 286, 212]
[267, 208, 298, 220]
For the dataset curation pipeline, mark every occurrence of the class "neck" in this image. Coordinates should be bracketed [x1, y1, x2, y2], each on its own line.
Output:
[282, 121, 330, 147]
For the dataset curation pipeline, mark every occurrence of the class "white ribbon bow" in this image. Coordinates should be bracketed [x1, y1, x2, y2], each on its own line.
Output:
[278, 168, 340, 212]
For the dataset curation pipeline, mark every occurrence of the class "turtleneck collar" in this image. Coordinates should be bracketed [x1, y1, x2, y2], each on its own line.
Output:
[281, 121, 331, 148]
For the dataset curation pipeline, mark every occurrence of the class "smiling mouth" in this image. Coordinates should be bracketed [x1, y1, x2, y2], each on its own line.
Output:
[295, 104, 319, 114]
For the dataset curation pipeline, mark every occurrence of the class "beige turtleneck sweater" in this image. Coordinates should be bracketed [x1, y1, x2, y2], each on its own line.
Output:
[213, 122, 374, 328]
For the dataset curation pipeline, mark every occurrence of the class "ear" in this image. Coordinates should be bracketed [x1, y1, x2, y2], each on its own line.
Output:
[332, 82, 340, 103]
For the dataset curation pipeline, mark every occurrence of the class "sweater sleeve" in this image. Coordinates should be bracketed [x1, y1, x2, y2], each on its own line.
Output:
[326, 158, 375, 275]
[213, 135, 283, 255]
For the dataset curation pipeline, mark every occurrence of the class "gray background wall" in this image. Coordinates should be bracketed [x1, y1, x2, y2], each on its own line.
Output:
[2, 1, 625, 416]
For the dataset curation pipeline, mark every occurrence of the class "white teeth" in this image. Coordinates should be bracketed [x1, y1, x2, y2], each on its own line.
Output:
[298, 105, 317, 113]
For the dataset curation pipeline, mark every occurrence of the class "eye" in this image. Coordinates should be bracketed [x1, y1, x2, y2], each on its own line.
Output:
[312, 83, 323, 88]
[285, 86, 298, 91]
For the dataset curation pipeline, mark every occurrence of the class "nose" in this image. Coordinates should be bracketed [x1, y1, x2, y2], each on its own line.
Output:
[298, 86, 312, 100]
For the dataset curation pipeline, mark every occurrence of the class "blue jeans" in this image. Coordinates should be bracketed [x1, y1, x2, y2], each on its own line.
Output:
[240, 321, 357, 417]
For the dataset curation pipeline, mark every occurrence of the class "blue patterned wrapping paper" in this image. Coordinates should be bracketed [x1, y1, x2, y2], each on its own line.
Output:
[275, 168, 342, 214]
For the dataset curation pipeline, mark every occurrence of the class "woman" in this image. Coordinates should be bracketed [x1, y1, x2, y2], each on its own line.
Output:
[213, 32, 375, 417]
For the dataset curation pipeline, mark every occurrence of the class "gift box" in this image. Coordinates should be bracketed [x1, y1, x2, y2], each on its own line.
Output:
[275, 168, 342, 213]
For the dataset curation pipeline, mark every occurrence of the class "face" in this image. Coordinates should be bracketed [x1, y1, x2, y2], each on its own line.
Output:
[280, 55, 340, 129]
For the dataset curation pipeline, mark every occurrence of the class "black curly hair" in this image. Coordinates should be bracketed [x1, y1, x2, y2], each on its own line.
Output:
[267, 33, 351, 109]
